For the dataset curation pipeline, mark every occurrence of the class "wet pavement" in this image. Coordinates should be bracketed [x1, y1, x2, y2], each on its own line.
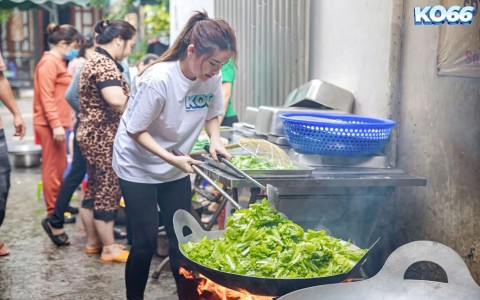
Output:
[0, 91, 178, 299]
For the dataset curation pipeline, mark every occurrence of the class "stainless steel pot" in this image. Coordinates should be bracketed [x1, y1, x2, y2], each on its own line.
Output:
[8, 144, 42, 168]
[219, 126, 234, 140]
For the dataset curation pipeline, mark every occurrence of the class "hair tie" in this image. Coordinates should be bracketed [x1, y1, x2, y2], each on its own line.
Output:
[102, 20, 110, 28]
[54, 25, 60, 32]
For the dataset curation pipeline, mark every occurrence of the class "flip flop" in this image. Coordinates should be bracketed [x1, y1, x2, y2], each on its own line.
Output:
[100, 250, 129, 263]
[85, 247, 102, 254]
[85, 244, 125, 254]
[41, 218, 70, 247]
[0, 242, 9, 256]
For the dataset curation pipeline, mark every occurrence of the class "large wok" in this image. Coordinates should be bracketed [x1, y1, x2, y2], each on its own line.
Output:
[173, 209, 379, 297]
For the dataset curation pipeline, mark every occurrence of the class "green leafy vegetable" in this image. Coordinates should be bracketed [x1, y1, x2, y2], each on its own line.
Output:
[230, 155, 296, 170]
[192, 137, 210, 151]
[180, 199, 368, 278]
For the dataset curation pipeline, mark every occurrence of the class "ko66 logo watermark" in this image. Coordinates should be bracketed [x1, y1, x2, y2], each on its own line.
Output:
[414, 4, 476, 25]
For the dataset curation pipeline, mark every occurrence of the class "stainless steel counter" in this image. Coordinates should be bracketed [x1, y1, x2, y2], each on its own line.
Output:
[198, 162, 426, 191]
[198, 161, 426, 277]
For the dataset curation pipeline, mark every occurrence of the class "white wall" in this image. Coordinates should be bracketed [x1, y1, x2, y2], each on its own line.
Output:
[396, 0, 480, 281]
[169, 0, 214, 42]
[309, 0, 396, 118]
[309, 0, 480, 282]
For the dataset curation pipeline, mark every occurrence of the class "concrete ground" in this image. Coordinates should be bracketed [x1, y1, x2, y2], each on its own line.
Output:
[0, 90, 178, 300]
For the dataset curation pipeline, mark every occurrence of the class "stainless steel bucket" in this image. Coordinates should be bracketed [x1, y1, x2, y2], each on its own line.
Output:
[8, 144, 42, 168]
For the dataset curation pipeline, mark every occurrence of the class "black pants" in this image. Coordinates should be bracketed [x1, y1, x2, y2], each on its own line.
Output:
[49, 124, 86, 229]
[0, 129, 11, 227]
[119, 176, 198, 300]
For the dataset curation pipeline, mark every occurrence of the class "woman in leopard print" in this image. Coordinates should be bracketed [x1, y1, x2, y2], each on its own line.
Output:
[76, 19, 135, 263]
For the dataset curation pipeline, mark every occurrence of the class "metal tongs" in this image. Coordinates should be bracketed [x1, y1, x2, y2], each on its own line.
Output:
[172, 149, 242, 210]
[203, 145, 280, 211]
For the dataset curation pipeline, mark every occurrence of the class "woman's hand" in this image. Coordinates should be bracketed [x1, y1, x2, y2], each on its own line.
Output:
[52, 126, 66, 142]
[208, 137, 231, 162]
[204, 116, 229, 162]
[169, 154, 202, 174]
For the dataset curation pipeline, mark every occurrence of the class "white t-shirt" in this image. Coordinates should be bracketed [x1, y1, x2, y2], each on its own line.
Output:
[112, 60, 224, 184]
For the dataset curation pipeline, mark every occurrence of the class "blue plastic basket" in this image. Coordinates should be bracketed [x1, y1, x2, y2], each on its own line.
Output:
[279, 113, 397, 156]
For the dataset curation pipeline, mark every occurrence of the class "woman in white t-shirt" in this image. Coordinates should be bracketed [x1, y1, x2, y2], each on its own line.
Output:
[112, 11, 237, 300]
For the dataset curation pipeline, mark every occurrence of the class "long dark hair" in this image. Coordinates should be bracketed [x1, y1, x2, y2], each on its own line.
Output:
[94, 20, 136, 45]
[46, 23, 80, 45]
[139, 11, 237, 76]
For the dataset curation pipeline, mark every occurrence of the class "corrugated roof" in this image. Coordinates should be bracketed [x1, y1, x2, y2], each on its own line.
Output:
[0, 0, 89, 10]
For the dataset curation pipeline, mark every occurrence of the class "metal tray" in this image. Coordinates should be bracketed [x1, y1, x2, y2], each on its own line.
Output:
[202, 154, 314, 178]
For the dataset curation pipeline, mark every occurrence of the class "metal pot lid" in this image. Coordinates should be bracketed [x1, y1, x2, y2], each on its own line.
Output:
[278, 241, 480, 300]
[283, 80, 354, 113]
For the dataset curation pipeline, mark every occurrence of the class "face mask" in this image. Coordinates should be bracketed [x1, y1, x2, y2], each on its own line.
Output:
[64, 49, 79, 60]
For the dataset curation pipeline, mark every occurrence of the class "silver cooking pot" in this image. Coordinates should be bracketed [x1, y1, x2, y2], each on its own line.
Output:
[8, 144, 42, 168]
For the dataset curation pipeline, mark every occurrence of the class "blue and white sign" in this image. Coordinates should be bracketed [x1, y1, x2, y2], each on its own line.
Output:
[185, 94, 214, 110]
[414, 5, 475, 25]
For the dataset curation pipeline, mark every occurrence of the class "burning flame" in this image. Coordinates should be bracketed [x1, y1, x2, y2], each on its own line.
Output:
[179, 267, 196, 280]
[179, 268, 273, 300]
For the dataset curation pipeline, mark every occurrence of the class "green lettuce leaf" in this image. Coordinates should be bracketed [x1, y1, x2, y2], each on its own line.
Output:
[180, 199, 368, 278]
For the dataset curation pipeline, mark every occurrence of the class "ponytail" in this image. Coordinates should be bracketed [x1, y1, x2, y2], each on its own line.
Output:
[46, 23, 80, 45]
[139, 11, 237, 76]
[160, 11, 208, 62]
[94, 19, 136, 45]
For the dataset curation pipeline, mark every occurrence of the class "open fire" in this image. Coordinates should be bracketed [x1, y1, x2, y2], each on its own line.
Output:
[180, 268, 273, 300]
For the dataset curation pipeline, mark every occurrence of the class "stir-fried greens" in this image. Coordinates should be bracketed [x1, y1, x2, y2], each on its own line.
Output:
[230, 155, 296, 170]
[180, 200, 368, 278]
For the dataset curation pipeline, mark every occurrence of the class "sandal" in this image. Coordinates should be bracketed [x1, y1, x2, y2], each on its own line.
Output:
[85, 247, 102, 254]
[0, 241, 9, 256]
[100, 250, 129, 263]
[41, 218, 70, 247]
[85, 244, 125, 254]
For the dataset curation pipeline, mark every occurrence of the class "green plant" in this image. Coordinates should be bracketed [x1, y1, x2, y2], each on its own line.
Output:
[88, 0, 110, 8]
[128, 36, 149, 64]
[0, 9, 11, 23]
[143, 4, 169, 39]
[130, 2, 170, 64]
[106, 0, 135, 20]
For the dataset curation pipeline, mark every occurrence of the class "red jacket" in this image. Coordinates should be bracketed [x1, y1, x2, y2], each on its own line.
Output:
[33, 52, 72, 129]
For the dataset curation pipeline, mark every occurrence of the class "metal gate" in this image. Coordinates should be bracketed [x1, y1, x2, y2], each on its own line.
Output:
[214, 0, 310, 120]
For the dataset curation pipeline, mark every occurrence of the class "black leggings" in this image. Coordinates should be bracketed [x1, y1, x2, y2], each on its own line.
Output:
[119, 176, 198, 300]
[49, 123, 86, 229]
